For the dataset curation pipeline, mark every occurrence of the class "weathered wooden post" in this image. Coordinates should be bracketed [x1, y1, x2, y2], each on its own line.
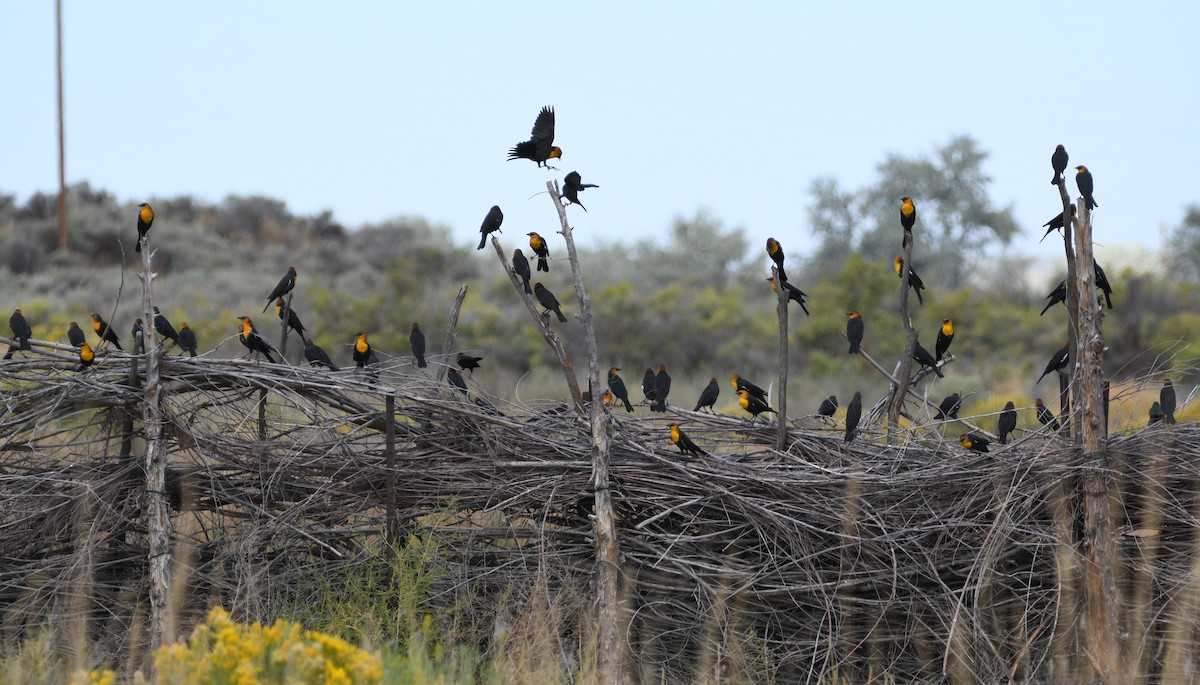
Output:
[772, 266, 789, 451]
[888, 206, 918, 444]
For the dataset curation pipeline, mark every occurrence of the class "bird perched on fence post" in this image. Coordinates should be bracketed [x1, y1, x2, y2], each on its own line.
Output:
[670, 424, 706, 456]
[1161, 379, 1177, 425]
[135, 202, 154, 253]
[512, 249, 533, 294]
[527, 232, 550, 272]
[694, 378, 720, 413]
[935, 319, 954, 361]
[1037, 343, 1070, 384]
[1075, 166, 1098, 209]
[607, 368, 634, 413]
[92, 313, 123, 350]
[477, 205, 504, 250]
[894, 256, 925, 305]
[507, 106, 561, 169]
[409, 323, 427, 368]
[561, 171, 598, 210]
[262, 266, 297, 313]
[1051, 145, 1068, 185]
[767, 276, 809, 315]
[238, 316, 276, 362]
[997, 401, 1017, 444]
[765, 238, 788, 283]
[534, 283, 568, 323]
[131, 319, 145, 353]
[653, 364, 672, 412]
[844, 391, 862, 442]
[900, 197, 916, 247]
[178, 322, 198, 357]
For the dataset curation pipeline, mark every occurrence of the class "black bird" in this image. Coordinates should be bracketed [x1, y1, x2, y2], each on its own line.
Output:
[1037, 343, 1070, 384]
[846, 311, 864, 354]
[178, 322, 198, 357]
[1148, 401, 1164, 425]
[767, 276, 809, 315]
[935, 319, 955, 361]
[641, 368, 658, 404]
[1051, 144, 1068, 185]
[670, 423, 706, 456]
[731, 373, 768, 404]
[238, 316, 276, 363]
[561, 171, 598, 210]
[456, 352, 483, 375]
[1041, 280, 1067, 316]
[273, 299, 306, 339]
[1040, 206, 1076, 242]
[447, 368, 469, 395]
[153, 307, 180, 345]
[607, 367, 634, 412]
[1161, 379, 1177, 425]
[132, 319, 145, 350]
[527, 232, 550, 273]
[894, 256, 925, 305]
[818, 395, 838, 418]
[67, 321, 87, 348]
[1075, 166, 1098, 209]
[737, 389, 776, 420]
[960, 433, 990, 453]
[533, 283, 568, 323]
[694, 378, 720, 413]
[765, 237, 788, 283]
[844, 391, 863, 442]
[303, 338, 338, 370]
[6, 308, 33, 359]
[409, 323, 427, 368]
[136, 203, 154, 253]
[508, 106, 561, 168]
[1094, 262, 1114, 309]
[477, 205, 504, 250]
[997, 401, 1018, 444]
[653, 364, 671, 412]
[92, 313, 123, 350]
[935, 393, 962, 420]
[512, 249, 533, 294]
[353, 332, 372, 370]
[913, 341, 944, 378]
[1035, 399, 1060, 431]
[262, 266, 297, 313]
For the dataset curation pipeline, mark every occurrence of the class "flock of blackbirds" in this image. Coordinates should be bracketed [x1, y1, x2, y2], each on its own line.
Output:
[0, 126, 1183, 455]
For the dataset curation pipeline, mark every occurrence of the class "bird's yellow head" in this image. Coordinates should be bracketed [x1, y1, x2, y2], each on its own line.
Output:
[138, 203, 154, 222]
[766, 238, 780, 255]
[942, 319, 954, 336]
[356, 332, 369, 353]
[894, 256, 904, 274]
[657, 364, 667, 373]
[670, 424, 681, 441]
[959, 434, 971, 448]
[737, 390, 750, 406]
[603, 391, 614, 407]
[901, 197, 914, 213]
[238, 316, 254, 333]
[1075, 166, 1088, 174]
[549, 147, 563, 160]
[608, 367, 620, 377]
[1035, 398, 1044, 407]
[766, 276, 778, 292]
[848, 311, 860, 319]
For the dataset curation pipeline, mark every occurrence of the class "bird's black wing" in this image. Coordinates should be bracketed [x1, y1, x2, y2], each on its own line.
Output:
[530, 106, 555, 143]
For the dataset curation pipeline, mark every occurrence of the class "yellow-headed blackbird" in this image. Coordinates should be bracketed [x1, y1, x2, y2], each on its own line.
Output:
[935, 392, 961, 420]
[6, 308, 33, 359]
[1051, 144, 1068, 185]
[1040, 206, 1076, 242]
[153, 306, 180, 345]
[262, 266, 297, 313]
[303, 338, 338, 370]
[136, 202, 154, 253]
[960, 433, 990, 453]
[602, 390, 614, 408]
[132, 319, 145, 351]
[1041, 280, 1066, 316]
[894, 256, 925, 305]
[527, 232, 550, 272]
[767, 276, 809, 315]
[1037, 343, 1069, 384]
[765, 237, 788, 283]
[512, 249, 533, 294]
[1075, 166, 1098, 209]
[409, 323, 426, 368]
[508, 106, 561, 168]
[447, 368, 469, 395]
[274, 299, 305, 338]
[935, 319, 954, 361]
[607, 367, 635, 412]
[457, 351, 483, 375]
[353, 331, 373, 369]
[846, 311, 864, 354]
[1149, 401, 1164, 425]
[477, 205, 504, 250]
[844, 391, 863, 442]
[78, 341, 95, 372]
[238, 316, 276, 362]
[1161, 379, 1177, 425]
[653, 364, 671, 412]
[900, 197, 916, 246]
[731, 373, 768, 404]
[997, 401, 1017, 444]
[913, 341, 943, 378]
[1095, 261, 1114, 309]
[818, 395, 838, 418]
[67, 321, 86, 348]
[694, 378, 720, 413]
[738, 389, 776, 420]
[670, 423, 706, 456]
[92, 313, 122, 350]
[642, 368, 657, 404]
[1035, 399, 1060, 431]
[178, 322, 198, 357]
[533, 282, 568, 323]
[562, 171, 598, 211]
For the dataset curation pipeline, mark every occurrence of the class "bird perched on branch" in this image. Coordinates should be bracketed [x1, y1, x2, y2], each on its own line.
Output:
[894, 256, 925, 305]
[1051, 145, 1068, 185]
[641, 368, 657, 405]
[131, 319, 145, 351]
[1037, 343, 1070, 384]
[269, 299, 304, 339]
[447, 368, 469, 395]
[653, 364, 672, 412]
[1040, 206, 1076, 242]
[818, 395, 838, 419]
[92, 313, 122, 351]
[477, 205, 504, 250]
[694, 378, 720, 413]
[67, 321, 86, 348]
[527, 232, 550, 272]
[997, 401, 1017, 444]
[670, 423, 706, 456]
[409, 323, 426, 368]
[1035, 399, 1060, 431]
[153, 307, 180, 346]
[765, 238, 787, 283]
[846, 311, 864, 354]
[738, 389, 776, 420]
[353, 332, 373, 370]
[135, 202, 154, 253]
[1094, 261, 1114, 309]
[1148, 401, 1164, 425]
[508, 106, 561, 169]
[457, 352, 483, 375]
[5, 308, 33, 359]
[960, 433, 990, 453]
[767, 276, 809, 315]
[238, 316, 276, 362]
[512, 249, 533, 294]
[935, 393, 962, 420]
[304, 338, 338, 370]
[1041, 280, 1067, 316]
[900, 197, 916, 247]
[1161, 379, 1177, 425]
[844, 391, 863, 442]
[1075, 166, 1098, 209]
[607, 368, 634, 412]
[561, 171, 598, 210]
[913, 341, 944, 378]
[262, 266, 297, 313]
[534, 283, 568, 323]
[77, 342, 95, 372]
[731, 373, 768, 404]
[178, 322, 198, 357]
[935, 319, 954, 361]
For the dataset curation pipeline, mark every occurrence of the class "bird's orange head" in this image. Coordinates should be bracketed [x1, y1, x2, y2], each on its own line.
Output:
[737, 390, 750, 405]
[602, 391, 613, 407]
[766, 276, 778, 292]
[657, 364, 667, 373]
[959, 434, 971, 448]
[238, 316, 254, 332]
[670, 424, 681, 441]
[848, 311, 860, 319]
[180, 322, 189, 330]
[608, 367, 620, 377]
[411, 322, 420, 331]
[513, 248, 524, 256]
[1075, 166, 1088, 173]
[138, 203, 154, 221]
[894, 256, 904, 274]
[941, 319, 954, 336]
[549, 147, 563, 160]
[766, 237, 780, 254]
[69, 321, 78, 329]
[901, 196, 914, 211]
[1035, 398, 1044, 408]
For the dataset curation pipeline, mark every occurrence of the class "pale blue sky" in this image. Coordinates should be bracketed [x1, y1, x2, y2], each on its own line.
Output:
[3, 2, 1197, 260]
